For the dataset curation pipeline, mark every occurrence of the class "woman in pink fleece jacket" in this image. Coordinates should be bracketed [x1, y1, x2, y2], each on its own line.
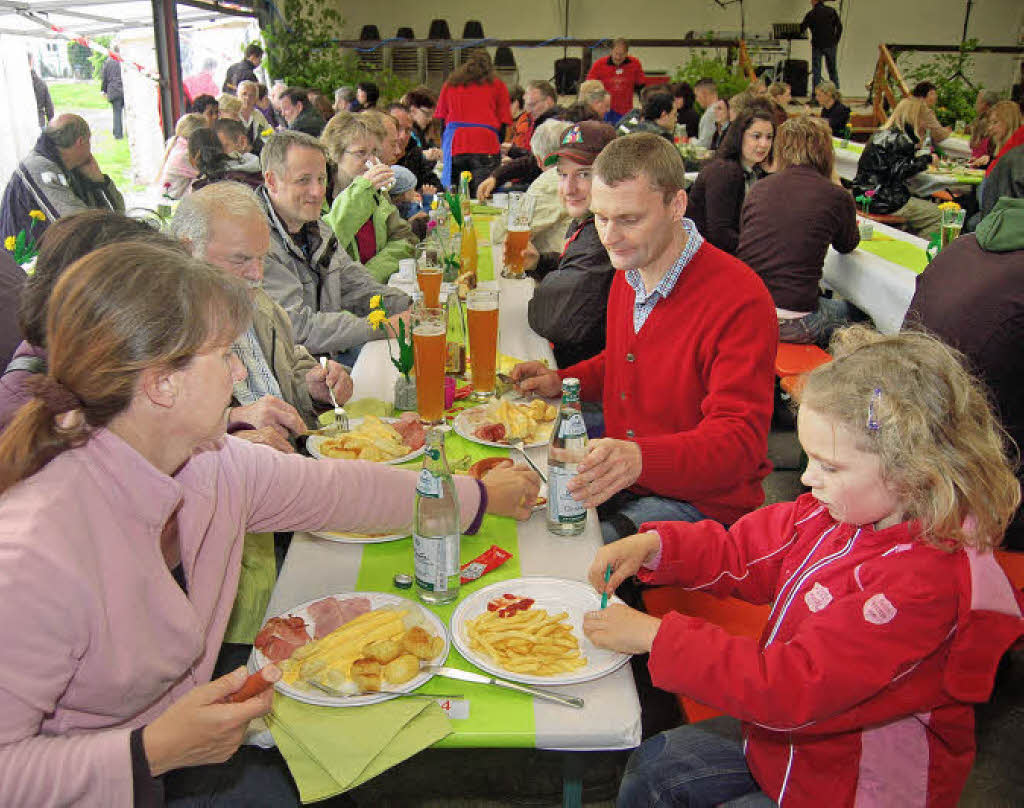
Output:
[0, 243, 537, 806]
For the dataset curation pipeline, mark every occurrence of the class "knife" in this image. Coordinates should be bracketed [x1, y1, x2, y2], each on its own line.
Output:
[425, 666, 584, 709]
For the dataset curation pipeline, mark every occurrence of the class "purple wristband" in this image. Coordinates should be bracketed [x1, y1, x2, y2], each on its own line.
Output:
[465, 479, 487, 535]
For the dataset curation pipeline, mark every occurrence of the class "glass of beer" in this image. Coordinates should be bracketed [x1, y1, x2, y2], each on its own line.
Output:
[502, 193, 535, 278]
[415, 244, 443, 308]
[467, 289, 500, 401]
[940, 206, 965, 249]
[412, 306, 446, 424]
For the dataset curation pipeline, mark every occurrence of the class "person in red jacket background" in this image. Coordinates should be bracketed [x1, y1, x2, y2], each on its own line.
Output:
[513, 133, 777, 544]
[585, 326, 1024, 808]
[586, 38, 645, 120]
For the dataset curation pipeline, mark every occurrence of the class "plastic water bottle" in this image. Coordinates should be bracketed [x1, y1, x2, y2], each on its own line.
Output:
[546, 378, 588, 536]
[413, 429, 461, 603]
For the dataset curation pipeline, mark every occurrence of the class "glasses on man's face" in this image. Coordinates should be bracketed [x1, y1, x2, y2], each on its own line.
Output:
[344, 148, 378, 162]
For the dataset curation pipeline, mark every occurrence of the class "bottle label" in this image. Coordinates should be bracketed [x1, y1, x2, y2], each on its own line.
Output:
[547, 466, 586, 524]
[558, 413, 587, 439]
[413, 533, 460, 591]
[416, 469, 443, 498]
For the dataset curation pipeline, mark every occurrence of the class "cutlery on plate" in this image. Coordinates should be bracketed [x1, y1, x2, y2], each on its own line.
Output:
[319, 356, 349, 433]
[306, 679, 463, 700]
[424, 666, 584, 709]
[506, 438, 547, 484]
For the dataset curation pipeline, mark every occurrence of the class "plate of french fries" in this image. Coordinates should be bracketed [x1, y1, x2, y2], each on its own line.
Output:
[307, 416, 425, 464]
[308, 529, 410, 544]
[451, 577, 631, 686]
[252, 592, 450, 707]
[453, 399, 558, 449]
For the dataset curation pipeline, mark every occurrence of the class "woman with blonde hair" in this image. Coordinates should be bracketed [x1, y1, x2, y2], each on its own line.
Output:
[981, 99, 1024, 175]
[738, 116, 860, 345]
[0, 242, 537, 804]
[814, 79, 850, 136]
[851, 96, 942, 236]
[320, 112, 417, 282]
[153, 112, 206, 198]
[216, 92, 242, 120]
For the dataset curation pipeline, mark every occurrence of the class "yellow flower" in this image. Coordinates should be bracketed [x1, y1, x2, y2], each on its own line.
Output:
[367, 309, 387, 330]
[4, 236, 15, 251]
[28, 210, 45, 222]
[261, 128, 274, 138]
[938, 201, 961, 211]
[460, 170, 472, 181]
[369, 294, 382, 310]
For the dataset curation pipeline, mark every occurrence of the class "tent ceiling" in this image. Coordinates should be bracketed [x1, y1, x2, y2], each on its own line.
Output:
[0, 0, 255, 37]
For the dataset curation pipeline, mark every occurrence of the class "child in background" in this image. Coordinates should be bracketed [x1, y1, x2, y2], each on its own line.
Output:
[584, 326, 1024, 808]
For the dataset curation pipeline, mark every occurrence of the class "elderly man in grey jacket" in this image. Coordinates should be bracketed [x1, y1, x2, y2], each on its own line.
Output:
[258, 131, 410, 358]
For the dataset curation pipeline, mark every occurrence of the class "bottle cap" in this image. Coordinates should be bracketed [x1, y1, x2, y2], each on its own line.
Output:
[393, 572, 413, 590]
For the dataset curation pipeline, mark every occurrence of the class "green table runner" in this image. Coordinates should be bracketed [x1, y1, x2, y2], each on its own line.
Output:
[858, 235, 929, 274]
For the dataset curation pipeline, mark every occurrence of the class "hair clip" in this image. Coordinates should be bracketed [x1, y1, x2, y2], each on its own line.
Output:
[867, 387, 882, 432]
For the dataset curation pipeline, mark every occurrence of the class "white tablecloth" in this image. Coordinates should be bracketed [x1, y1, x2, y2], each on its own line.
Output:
[822, 220, 926, 335]
[266, 245, 642, 751]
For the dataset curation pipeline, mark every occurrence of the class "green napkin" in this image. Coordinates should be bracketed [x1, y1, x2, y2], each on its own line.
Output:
[859, 238, 929, 274]
[223, 533, 276, 644]
[269, 695, 452, 803]
[334, 398, 395, 419]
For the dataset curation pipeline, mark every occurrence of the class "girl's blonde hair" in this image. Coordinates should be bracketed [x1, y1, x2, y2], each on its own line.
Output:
[884, 97, 929, 140]
[801, 325, 1020, 551]
[987, 100, 1023, 152]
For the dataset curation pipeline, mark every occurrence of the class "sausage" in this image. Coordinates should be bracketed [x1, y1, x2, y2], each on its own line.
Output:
[227, 666, 279, 703]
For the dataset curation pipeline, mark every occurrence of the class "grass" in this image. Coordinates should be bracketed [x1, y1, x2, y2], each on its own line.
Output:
[49, 80, 108, 110]
[48, 79, 145, 194]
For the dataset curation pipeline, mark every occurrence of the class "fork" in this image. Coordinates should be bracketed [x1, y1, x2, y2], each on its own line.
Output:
[306, 679, 462, 700]
[319, 356, 349, 433]
[507, 437, 547, 484]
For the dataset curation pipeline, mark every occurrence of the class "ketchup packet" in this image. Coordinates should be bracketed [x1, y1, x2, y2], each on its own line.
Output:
[460, 544, 512, 584]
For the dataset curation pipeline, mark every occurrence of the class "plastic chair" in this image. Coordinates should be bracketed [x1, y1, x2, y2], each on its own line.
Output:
[425, 19, 454, 87]
[774, 343, 831, 379]
[391, 26, 419, 80]
[494, 46, 518, 89]
[861, 211, 909, 229]
[643, 587, 772, 722]
[458, 20, 488, 66]
[357, 24, 383, 72]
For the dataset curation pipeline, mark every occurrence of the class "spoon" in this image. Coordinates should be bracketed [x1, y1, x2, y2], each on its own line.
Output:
[507, 437, 547, 484]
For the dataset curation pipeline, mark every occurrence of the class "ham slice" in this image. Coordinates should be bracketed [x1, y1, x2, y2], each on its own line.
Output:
[254, 616, 310, 662]
[393, 412, 426, 450]
[308, 595, 372, 640]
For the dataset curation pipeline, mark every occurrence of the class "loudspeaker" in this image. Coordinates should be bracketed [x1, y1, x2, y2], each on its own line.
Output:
[554, 58, 582, 95]
[777, 59, 808, 98]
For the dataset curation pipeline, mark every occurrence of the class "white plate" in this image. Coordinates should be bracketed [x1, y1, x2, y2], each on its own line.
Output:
[309, 529, 409, 544]
[452, 404, 553, 450]
[451, 577, 631, 686]
[306, 417, 426, 465]
[253, 592, 450, 707]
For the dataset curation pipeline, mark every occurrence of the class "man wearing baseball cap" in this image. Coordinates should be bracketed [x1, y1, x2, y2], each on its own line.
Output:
[525, 121, 618, 369]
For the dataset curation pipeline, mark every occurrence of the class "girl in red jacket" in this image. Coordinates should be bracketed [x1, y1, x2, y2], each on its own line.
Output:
[585, 326, 1023, 808]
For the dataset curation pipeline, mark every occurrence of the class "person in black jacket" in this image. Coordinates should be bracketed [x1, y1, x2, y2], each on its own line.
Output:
[522, 122, 617, 369]
[815, 81, 850, 136]
[388, 102, 438, 193]
[672, 82, 700, 139]
[801, 0, 842, 92]
[29, 56, 53, 129]
[851, 97, 942, 237]
[222, 44, 262, 95]
[279, 88, 325, 138]
[100, 48, 124, 140]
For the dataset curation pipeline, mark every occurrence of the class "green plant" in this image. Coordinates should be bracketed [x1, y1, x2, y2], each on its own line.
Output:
[673, 48, 750, 106]
[88, 36, 113, 81]
[902, 40, 981, 127]
[263, 0, 412, 101]
[66, 41, 92, 77]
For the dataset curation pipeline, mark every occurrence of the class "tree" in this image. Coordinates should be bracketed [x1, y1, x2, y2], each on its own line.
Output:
[66, 41, 92, 80]
[263, 0, 411, 100]
[88, 36, 113, 81]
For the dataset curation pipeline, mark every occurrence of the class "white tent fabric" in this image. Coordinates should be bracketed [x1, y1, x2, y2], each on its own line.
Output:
[0, 34, 44, 191]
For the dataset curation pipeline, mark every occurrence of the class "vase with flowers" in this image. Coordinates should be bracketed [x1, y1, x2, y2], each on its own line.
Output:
[4, 209, 46, 270]
[367, 294, 417, 410]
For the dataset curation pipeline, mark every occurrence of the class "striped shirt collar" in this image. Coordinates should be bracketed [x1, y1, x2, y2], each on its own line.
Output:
[625, 218, 704, 333]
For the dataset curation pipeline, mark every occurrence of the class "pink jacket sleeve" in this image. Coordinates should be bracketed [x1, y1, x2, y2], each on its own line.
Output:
[223, 437, 483, 536]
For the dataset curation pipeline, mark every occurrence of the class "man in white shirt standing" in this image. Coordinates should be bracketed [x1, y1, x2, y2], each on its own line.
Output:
[694, 78, 720, 149]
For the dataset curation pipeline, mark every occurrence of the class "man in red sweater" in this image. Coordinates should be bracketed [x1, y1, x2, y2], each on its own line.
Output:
[514, 133, 778, 544]
[586, 38, 645, 119]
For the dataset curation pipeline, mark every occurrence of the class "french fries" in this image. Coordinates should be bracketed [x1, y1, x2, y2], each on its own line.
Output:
[318, 416, 410, 462]
[482, 400, 558, 444]
[464, 606, 587, 676]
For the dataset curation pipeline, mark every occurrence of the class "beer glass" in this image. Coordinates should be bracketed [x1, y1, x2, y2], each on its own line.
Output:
[466, 289, 500, 401]
[415, 243, 443, 308]
[502, 193, 535, 278]
[940, 207, 965, 249]
[412, 305, 446, 424]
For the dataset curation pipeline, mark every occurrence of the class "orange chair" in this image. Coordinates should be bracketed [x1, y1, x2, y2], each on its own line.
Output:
[775, 343, 832, 379]
[643, 587, 772, 722]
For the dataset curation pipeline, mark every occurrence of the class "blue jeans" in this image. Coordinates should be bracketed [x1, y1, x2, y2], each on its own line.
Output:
[811, 46, 839, 92]
[777, 296, 850, 348]
[164, 745, 301, 807]
[617, 724, 776, 808]
[600, 494, 709, 545]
